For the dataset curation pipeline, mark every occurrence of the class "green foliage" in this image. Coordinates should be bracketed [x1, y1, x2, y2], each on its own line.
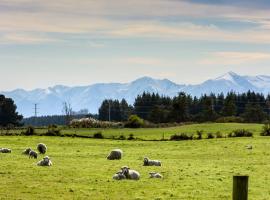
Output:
[22, 126, 35, 136]
[0, 95, 23, 127]
[206, 132, 215, 139]
[261, 124, 270, 136]
[170, 133, 193, 141]
[127, 134, 135, 140]
[45, 125, 61, 136]
[228, 129, 253, 137]
[93, 132, 104, 139]
[216, 116, 244, 123]
[124, 115, 144, 128]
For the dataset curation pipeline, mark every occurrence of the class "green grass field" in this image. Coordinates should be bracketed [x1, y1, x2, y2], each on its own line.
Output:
[1, 123, 270, 199]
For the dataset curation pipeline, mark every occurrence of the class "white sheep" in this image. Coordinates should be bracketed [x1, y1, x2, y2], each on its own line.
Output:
[0, 148, 11, 153]
[37, 143, 47, 154]
[149, 172, 163, 179]
[112, 171, 126, 180]
[121, 166, 140, 180]
[22, 148, 32, 155]
[107, 149, 123, 160]
[143, 157, 161, 166]
[37, 156, 52, 166]
[29, 150, 38, 159]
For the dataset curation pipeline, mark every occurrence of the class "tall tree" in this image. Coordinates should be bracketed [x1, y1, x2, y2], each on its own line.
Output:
[0, 95, 23, 126]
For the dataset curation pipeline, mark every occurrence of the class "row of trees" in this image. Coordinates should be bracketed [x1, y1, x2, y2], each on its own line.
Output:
[99, 91, 270, 123]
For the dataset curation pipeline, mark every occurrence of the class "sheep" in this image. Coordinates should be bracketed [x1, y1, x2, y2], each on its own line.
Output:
[22, 148, 32, 155]
[149, 172, 163, 179]
[0, 148, 11, 153]
[37, 143, 47, 154]
[107, 149, 123, 160]
[112, 171, 126, 180]
[143, 157, 161, 166]
[121, 166, 140, 180]
[37, 156, 52, 166]
[29, 150, 38, 159]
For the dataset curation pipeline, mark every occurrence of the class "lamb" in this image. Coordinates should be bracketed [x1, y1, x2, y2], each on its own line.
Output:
[107, 149, 123, 160]
[112, 171, 126, 180]
[143, 157, 161, 166]
[121, 166, 140, 180]
[0, 148, 11, 153]
[37, 156, 52, 166]
[37, 143, 47, 154]
[149, 172, 163, 179]
[22, 148, 32, 155]
[29, 150, 38, 159]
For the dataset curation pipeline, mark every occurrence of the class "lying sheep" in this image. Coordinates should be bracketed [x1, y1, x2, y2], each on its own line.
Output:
[29, 150, 38, 159]
[37, 156, 52, 166]
[107, 149, 123, 160]
[0, 148, 11, 153]
[37, 143, 47, 154]
[112, 171, 126, 180]
[22, 148, 32, 155]
[121, 166, 140, 180]
[149, 172, 163, 179]
[143, 157, 161, 166]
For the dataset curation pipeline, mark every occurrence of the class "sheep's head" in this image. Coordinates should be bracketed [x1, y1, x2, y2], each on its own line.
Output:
[143, 157, 149, 165]
[121, 166, 130, 177]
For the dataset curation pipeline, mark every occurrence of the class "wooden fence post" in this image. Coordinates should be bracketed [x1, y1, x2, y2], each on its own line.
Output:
[233, 175, 249, 200]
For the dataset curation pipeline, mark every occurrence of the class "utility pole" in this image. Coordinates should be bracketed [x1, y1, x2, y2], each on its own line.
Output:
[34, 103, 39, 117]
[108, 101, 111, 122]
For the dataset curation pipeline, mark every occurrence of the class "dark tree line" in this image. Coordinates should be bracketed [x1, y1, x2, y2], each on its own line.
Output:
[99, 91, 270, 123]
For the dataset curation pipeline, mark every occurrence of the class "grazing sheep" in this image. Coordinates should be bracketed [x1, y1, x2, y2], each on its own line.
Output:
[143, 157, 161, 166]
[0, 148, 11, 153]
[246, 145, 253, 150]
[112, 171, 126, 180]
[29, 150, 38, 159]
[37, 143, 47, 154]
[107, 149, 123, 160]
[149, 172, 163, 179]
[37, 156, 52, 166]
[22, 148, 32, 155]
[121, 166, 140, 180]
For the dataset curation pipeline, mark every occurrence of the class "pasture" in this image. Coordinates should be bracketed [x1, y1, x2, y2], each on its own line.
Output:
[1, 129, 270, 199]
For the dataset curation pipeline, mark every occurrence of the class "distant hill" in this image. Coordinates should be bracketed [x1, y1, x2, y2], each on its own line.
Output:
[2, 71, 270, 117]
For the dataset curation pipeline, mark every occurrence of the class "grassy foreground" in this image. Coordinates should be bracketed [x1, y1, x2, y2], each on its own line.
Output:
[1, 135, 270, 199]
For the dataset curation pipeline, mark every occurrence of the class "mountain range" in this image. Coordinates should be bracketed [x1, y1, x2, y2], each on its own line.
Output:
[2, 71, 270, 117]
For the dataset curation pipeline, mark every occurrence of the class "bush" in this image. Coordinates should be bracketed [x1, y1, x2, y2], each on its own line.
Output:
[170, 133, 193, 141]
[23, 126, 35, 136]
[215, 131, 223, 138]
[228, 129, 253, 138]
[216, 116, 244, 123]
[127, 134, 135, 140]
[118, 135, 126, 140]
[261, 124, 270, 136]
[45, 125, 61, 136]
[206, 132, 215, 139]
[93, 132, 104, 139]
[124, 115, 144, 128]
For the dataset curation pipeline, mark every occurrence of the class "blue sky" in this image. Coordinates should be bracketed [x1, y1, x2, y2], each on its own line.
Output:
[1, 0, 270, 90]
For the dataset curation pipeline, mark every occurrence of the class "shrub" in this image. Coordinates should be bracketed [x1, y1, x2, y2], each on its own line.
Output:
[23, 126, 35, 136]
[215, 131, 223, 138]
[216, 116, 244, 123]
[93, 132, 104, 139]
[206, 132, 215, 139]
[124, 115, 144, 128]
[127, 134, 135, 140]
[118, 135, 126, 140]
[45, 125, 61, 136]
[228, 129, 253, 138]
[261, 124, 270, 136]
[170, 133, 193, 141]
